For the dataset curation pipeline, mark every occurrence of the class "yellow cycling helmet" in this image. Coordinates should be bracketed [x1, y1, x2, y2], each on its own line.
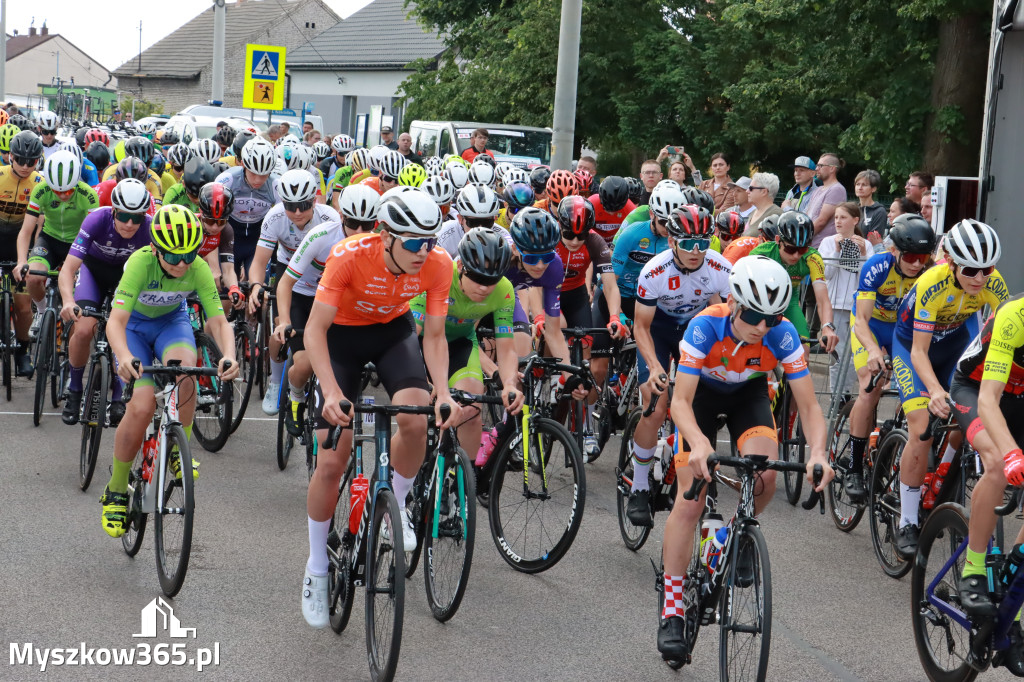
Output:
[443, 154, 467, 169]
[114, 139, 127, 163]
[398, 163, 427, 188]
[0, 123, 19, 153]
[150, 204, 204, 255]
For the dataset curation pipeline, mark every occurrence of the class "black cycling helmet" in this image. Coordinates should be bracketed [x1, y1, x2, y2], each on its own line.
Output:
[889, 213, 937, 254]
[458, 227, 513, 285]
[529, 166, 551, 195]
[10, 130, 43, 161]
[85, 141, 110, 172]
[758, 213, 781, 241]
[74, 127, 89, 150]
[115, 156, 149, 183]
[198, 181, 235, 221]
[598, 176, 630, 212]
[124, 136, 155, 166]
[715, 210, 746, 240]
[509, 207, 560, 254]
[214, 126, 235, 149]
[159, 128, 180, 146]
[683, 186, 715, 213]
[9, 115, 33, 131]
[625, 176, 644, 204]
[211, 160, 230, 175]
[666, 205, 714, 239]
[183, 158, 218, 197]
[776, 211, 814, 247]
[232, 129, 256, 158]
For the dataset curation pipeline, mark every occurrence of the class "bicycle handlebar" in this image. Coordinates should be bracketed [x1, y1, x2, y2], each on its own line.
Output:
[800, 464, 826, 514]
[123, 359, 230, 403]
[920, 399, 958, 441]
[682, 455, 823, 514]
[450, 388, 516, 407]
[866, 362, 892, 393]
[997, 487, 1022, 517]
[642, 373, 669, 417]
[325, 399, 453, 451]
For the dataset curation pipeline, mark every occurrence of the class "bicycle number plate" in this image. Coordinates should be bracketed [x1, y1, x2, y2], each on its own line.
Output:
[362, 396, 374, 425]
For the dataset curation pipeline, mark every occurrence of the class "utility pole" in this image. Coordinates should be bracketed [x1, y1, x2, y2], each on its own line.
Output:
[211, 0, 226, 105]
[550, 0, 582, 170]
[0, 0, 7, 102]
[133, 20, 142, 122]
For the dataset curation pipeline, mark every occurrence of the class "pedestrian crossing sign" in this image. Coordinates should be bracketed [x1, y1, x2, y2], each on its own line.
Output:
[243, 44, 286, 110]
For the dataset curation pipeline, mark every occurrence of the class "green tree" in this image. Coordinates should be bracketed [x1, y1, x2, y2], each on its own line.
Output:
[117, 95, 166, 120]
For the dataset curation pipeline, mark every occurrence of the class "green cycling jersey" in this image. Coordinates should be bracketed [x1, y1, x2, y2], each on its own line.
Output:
[113, 246, 224, 319]
[26, 182, 99, 242]
[409, 261, 515, 341]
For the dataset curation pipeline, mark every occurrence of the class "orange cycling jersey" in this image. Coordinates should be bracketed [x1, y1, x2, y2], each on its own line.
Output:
[722, 236, 761, 265]
[315, 232, 453, 326]
[359, 176, 382, 195]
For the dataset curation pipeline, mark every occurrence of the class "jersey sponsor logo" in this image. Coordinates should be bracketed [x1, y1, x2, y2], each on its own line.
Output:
[668, 276, 680, 291]
[705, 259, 727, 272]
[137, 290, 189, 307]
[148, 280, 159, 289]
[1002, 320, 1017, 341]
[354, 300, 404, 316]
[629, 252, 653, 265]
[692, 325, 706, 345]
[919, 310, 929, 319]
[919, 279, 947, 308]
[779, 332, 795, 351]
[694, 289, 702, 296]
[699, 275, 710, 285]
[989, 277, 1010, 300]
[639, 238, 650, 249]
[637, 284, 648, 298]
[331, 234, 376, 258]
[892, 357, 915, 397]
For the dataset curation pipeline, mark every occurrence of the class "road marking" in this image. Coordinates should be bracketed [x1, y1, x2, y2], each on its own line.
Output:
[775, 621, 864, 682]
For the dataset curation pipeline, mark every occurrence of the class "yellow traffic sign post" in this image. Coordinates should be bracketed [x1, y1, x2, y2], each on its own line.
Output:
[243, 44, 286, 111]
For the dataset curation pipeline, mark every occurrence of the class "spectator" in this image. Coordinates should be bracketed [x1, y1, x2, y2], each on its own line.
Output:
[460, 128, 494, 163]
[855, 170, 889, 248]
[303, 121, 314, 135]
[380, 125, 398, 150]
[905, 171, 933, 205]
[397, 133, 424, 165]
[781, 156, 818, 212]
[806, 152, 847, 248]
[668, 160, 687, 187]
[697, 153, 745, 213]
[728, 176, 754, 217]
[920, 192, 934, 225]
[304, 130, 322, 145]
[279, 122, 291, 137]
[261, 124, 283, 143]
[638, 159, 662, 205]
[576, 155, 597, 177]
[657, 146, 702, 186]
[744, 172, 783, 236]
[888, 196, 920, 224]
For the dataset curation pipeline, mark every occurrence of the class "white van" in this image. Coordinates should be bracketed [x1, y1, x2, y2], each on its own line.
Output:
[178, 105, 324, 137]
[408, 120, 552, 169]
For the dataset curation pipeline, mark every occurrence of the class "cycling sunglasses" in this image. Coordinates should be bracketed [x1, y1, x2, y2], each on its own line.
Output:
[462, 270, 503, 287]
[900, 252, 930, 265]
[116, 211, 146, 224]
[12, 155, 39, 167]
[283, 200, 315, 213]
[521, 251, 557, 266]
[157, 248, 199, 266]
[737, 306, 784, 328]
[201, 216, 227, 226]
[959, 264, 994, 278]
[393, 233, 438, 253]
[561, 230, 585, 242]
[780, 241, 809, 256]
[343, 217, 376, 233]
[171, 164, 185, 173]
[673, 236, 711, 252]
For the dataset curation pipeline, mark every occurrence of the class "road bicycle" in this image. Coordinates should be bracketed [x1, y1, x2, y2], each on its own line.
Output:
[274, 327, 320, 476]
[0, 261, 21, 401]
[76, 299, 114, 491]
[185, 297, 233, 452]
[28, 269, 70, 426]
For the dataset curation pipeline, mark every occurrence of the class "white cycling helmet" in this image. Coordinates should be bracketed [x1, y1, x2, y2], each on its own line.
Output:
[729, 255, 792, 316]
[654, 179, 681, 193]
[136, 121, 157, 136]
[378, 150, 408, 181]
[494, 162, 517, 183]
[339, 184, 381, 221]
[455, 183, 500, 218]
[378, 187, 442, 236]
[504, 168, 529, 186]
[110, 178, 152, 213]
[421, 174, 456, 206]
[44, 150, 81, 192]
[312, 140, 331, 161]
[944, 219, 1001, 269]
[279, 133, 301, 147]
[278, 143, 305, 171]
[58, 139, 83, 164]
[192, 138, 222, 163]
[347, 148, 371, 172]
[166, 143, 195, 168]
[468, 162, 496, 188]
[423, 156, 444, 176]
[36, 111, 59, 132]
[368, 145, 390, 172]
[649, 183, 687, 220]
[277, 168, 318, 203]
[331, 135, 355, 154]
[445, 163, 470, 190]
[241, 138, 276, 175]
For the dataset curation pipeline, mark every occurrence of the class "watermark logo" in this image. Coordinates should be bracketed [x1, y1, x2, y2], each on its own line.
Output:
[134, 598, 196, 639]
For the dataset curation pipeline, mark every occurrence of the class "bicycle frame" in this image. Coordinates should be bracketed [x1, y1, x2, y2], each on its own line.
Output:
[139, 378, 184, 517]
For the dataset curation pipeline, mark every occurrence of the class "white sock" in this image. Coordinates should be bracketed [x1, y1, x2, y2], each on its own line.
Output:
[269, 359, 285, 384]
[940, 443, 956, 466]
[631, 443, 656, 492]
[289, 382, 305, 403]
[392, 472, 415, 510]
[306, 517, 331, 576]
[899, 484, 921, 528]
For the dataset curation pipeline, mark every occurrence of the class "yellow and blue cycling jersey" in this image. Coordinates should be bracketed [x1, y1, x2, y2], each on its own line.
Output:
[851, 252, 924, 369]
[894, 263, 1008, 344]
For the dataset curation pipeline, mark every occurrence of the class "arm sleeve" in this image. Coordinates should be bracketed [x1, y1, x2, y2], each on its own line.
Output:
[856, 253, 889, 303]
[611, 227, 633, 278]
[588, 233, 613, 273]
[286, 228, 325, 281]
[69, 211, 100, 260]
[408, 293, 427, 325]
[636, 260, 660, 306]
[218, 224, 235, 264]
[806, 252, 826, 282]
[257, 211, 281, 251]
[314, 245, 349, 308]
[770, 322, 811, 380]
[542, 259, 564, 316]
[25, 184, 46, 217]
[195, 260, 225, 318]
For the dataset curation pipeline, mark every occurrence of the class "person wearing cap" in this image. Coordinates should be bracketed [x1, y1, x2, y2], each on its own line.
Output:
[461, 128, 494, 163]
[726, 176, 755, 217]
[380, 125, 399, 150]
[781, 156, 819, 212]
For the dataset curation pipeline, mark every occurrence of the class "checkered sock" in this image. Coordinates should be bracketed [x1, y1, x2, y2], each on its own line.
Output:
[662, 574, 686, 619]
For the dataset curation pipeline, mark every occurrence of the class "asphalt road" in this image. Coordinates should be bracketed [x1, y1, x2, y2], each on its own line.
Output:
[1, 377, 1020, 682]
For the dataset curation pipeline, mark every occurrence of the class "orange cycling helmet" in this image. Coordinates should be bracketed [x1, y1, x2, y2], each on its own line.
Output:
[0, 110, 8, 127]
[546, 170, 578, 206]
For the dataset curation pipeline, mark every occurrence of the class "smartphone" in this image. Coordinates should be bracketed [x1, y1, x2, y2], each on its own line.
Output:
[666, 145, 684, 155]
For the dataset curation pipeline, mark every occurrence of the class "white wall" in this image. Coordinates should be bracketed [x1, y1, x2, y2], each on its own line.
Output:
[7, 36, 115, 96]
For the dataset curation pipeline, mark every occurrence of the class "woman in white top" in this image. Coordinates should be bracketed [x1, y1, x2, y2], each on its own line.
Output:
[819, 201, 870, 394]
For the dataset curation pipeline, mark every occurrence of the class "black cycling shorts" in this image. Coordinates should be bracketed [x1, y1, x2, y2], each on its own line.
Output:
[950, 374, 1024, 447]
[678, 377, 777, 464]
[28, 233, 71, 272]
[591, 294, 635, 352]
[288, 293, 315, 354]
[560, 285, 593, 329]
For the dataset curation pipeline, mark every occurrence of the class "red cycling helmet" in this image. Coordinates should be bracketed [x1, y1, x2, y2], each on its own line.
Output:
[556, 196, 596, 237]
[546, 169, 578, 206]
[573, 169, 593, 196]
[715, 210, 746, 240]
[198, 182, 235, 221]
[84, 128, 110, 147]
[666, 205, 714, 239]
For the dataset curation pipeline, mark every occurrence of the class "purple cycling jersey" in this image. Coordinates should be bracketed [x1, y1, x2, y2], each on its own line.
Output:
[505, 257, 564, 318]
[70, 207, 153, 267]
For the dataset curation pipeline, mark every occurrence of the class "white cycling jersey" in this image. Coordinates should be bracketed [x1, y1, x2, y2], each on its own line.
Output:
[436, 218, 513, 258]
[258, 202, 341, 263]
[636, 248, 732, 324]
[215, 166, 281, 226]
[284, 220, 346, 297]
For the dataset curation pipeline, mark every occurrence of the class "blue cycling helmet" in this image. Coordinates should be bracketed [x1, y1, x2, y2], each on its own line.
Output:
[509, 207, 560, 254]
[503, 181, 535, 211]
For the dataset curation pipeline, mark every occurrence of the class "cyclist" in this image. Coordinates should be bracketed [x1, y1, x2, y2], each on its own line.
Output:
[0, 130, 43, 376]
[843, 214, 936, 501]
[100, 137, 163, 202]
[722, 213, 779, 264]
[625, 205, 731, 527]
[421, 173, 457, 220]
[496, 181, 535, 229]
[588, 175, 635, 245]
[534, 170, 577, 216]
[35, 112, 61, 160]
[359, 149, 405, 196]
[66, 137, 99, 187]
[301, 188, 460, 628]
[530, 166, 550, 203]
[890, 219, 1007, 558]
[100, 205, 239, 537]
[0, 122, 21, 166]
[658, 255, 833, 661]
[94, 158, 158, 217]
[247, 169, 341, 415]
[59, 179, 153, 425]
[215, 137, 279, 279]
[713, 210, 745, 255]
[437, 183, 507, 257]
[195, 182, 241, 296]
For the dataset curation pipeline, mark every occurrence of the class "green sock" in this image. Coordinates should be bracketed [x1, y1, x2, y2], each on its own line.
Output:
[962, 547, 988, 578]
[184, 424, 193, 441]
[109, 458, 132, 494]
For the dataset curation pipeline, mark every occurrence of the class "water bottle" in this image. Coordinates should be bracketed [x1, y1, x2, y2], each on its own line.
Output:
[707, 525, 731, 576]
[922, 462, 951, 510]
[700, 513, 725, 566]
[1002, 544, 1024, 587]
[868, 426, 881, 451]
[652, 437, 668, 482]
[141, 436, 157, 483]
[609, 372, 621, 398]
[349, 474, 369, 535]
[664, 432, 679, 485]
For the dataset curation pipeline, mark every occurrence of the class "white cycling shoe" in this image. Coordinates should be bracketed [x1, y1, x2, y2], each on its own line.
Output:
[301, 568, 329, 629]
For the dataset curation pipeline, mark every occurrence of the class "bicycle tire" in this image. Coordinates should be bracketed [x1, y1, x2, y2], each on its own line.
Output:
[154, 424, 195, 597]
[365, 489, 406, 682]
[276, 396, 295, 470]
[122, 443, 149, 557]
[827, 399, 867, 532]
[2, 293, 11, 402]
[719, 523, 772, 682]
[79, 355, 109, 491]
[488, 416, 586, 573]
[778, 386, 804, 504]
[910, 502, 977, 682]
[229, 321, 257, 434]
[329, 456, 357, 633]
[616, 408, 652, 551]
[191, 332, 232, 452]
[403, 461, 428, 579]
[424, 446, 476, 622]
[869, 430, 912, 579]
[32, 310, 54, 426]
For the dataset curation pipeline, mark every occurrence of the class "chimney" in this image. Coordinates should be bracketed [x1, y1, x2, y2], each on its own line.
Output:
[41, 23, 48, 36]
[29, 26, 37, 37]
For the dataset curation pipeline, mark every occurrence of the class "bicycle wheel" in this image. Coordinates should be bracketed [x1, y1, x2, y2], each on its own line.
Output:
[719, 523, 772, 681]
[32, 310, 54, 426]
[869, 430, 912, 578]
[827, 400, 867, 532]
[365, 489, 406, 682]
[403, 462, 429, 580]
[778, 386, 804, 505]
[276, 396, 295, 470]
[191, 332, 232, 452]
[329, 457, 357, 633]
[122, 443, 149, 557]
[79, 356, 109, 492]
[488, 416, 586, 573]
[616, 408, 652, 551]
[154, 425, 195, 597]
[229, 321, 257, 434]
[910, 503, 977, 682]
[2, 292, 11, 402]
[424, 446, 476, 622]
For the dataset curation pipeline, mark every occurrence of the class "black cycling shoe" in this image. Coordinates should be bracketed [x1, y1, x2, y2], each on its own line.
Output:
[958, 574, 997, 617]
[107, 400, 125, 426]
[844, 471, 867, 503]
[285, 399, 303, 437]
[15, 353, 32, 378]
[62, 390, 82, 425]
[1004, 621, 1024, 677]
[895, 523, 920, 560]
[657, 616, 687, 663]
[626, 489, 653, 527]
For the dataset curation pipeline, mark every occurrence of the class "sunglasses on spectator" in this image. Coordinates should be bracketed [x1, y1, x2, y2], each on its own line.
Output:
[747, 185, 766, 191]
[116, 211, 146, 224]
[392, 233, 437, 253]
[899, 252, 929, 265]
[284, 200, 314, 213]
[959, 264, 994, 278]
[738, 306, 784, 328]
[156, 248, 198, 265]
[12, 155, 38, 167]
[561, 230, 585, 242]
[201, 216, 227, 226]
[780, 241, 809, 256]
[673, 237, 710, 252]
[521, 251, 557, 266]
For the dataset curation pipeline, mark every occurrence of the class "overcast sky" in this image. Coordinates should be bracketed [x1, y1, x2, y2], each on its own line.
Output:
[5, 0, 375, 72]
